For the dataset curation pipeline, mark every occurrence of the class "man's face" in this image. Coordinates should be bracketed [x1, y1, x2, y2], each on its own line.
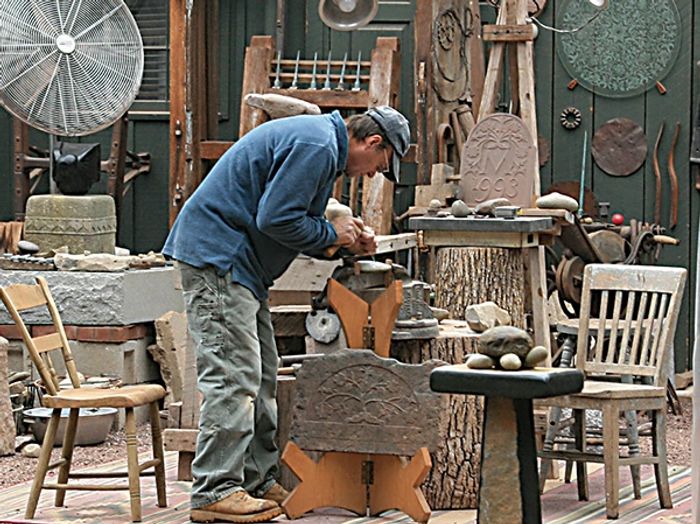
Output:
[345, 135, 392, 178]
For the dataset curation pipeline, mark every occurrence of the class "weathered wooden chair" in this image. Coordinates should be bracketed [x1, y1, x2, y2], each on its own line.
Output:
[537, 264, 686, 519]
[0, 276, 167, 522]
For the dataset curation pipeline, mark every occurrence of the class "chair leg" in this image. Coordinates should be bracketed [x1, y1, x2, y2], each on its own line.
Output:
[55, 408, 79, 507]
[539, 405, 564, 493]
[652, 409, 673, 509]
[602, 403, 620, 519]
[149, 401, 167, 508]
[26, 409, 61, 519]
[564, 458, 573, 483]
[624, 407, 642, 499]
[573, 409, 588, 501]
[125, 407, 142, 522]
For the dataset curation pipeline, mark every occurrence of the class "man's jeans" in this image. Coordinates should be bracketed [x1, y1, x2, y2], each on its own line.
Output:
[178, 263, 279, 509]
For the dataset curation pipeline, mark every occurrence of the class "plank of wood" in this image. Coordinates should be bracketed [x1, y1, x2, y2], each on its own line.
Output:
[163, 428, 198, 452]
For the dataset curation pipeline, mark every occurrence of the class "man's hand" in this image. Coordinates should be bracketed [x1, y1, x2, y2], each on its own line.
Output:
[346, 226, 377, 255]
[331, 215, 364, 247]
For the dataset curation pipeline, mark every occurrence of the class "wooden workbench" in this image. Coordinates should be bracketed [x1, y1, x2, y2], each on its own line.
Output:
[410, 215, 560, 363]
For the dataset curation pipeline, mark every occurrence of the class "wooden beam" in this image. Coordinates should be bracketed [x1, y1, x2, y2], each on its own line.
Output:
[238, 36, 276, 137]
[483, 24, 536, 42]
[362, 37, 400, 235]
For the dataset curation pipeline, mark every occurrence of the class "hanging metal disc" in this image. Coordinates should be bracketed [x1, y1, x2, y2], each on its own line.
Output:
[305, 310, 341, 344]
[591, 118, 647, 177]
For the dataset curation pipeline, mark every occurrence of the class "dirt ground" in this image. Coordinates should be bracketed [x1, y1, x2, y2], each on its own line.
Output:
[0, 395, 693, 490]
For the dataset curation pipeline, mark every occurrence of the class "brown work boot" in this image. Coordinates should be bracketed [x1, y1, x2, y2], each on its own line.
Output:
[259, 483, 290, 505]
[190, 490, 282, 523]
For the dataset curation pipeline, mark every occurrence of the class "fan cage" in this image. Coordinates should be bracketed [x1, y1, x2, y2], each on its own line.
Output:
[0, 0, 144, 137]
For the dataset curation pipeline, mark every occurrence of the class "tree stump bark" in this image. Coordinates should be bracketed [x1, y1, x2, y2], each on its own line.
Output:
[434, 247, 526, 327]
[391, 325, 482, 509]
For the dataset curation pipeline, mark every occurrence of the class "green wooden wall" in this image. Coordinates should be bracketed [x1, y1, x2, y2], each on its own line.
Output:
[0, 0, 696, 370]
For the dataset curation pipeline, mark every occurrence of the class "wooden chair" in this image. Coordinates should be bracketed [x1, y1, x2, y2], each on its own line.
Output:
[537, 264, 686, 519]
[0, 276, 167, 522]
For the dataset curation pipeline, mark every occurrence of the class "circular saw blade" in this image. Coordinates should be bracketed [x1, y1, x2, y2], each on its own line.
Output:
[305, 310, 341, 344]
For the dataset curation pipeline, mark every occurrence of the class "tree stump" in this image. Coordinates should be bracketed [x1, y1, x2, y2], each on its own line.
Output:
[434, 247, 526, 327]
[391, 324, 482, 509]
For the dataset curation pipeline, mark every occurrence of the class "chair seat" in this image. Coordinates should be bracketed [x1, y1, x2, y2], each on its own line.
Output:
[538, 380, 665, 405]
[43, 384, 166, 409]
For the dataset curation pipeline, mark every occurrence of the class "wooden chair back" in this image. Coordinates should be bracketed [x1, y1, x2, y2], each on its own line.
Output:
[0, 276, 81, 395]
[576, 264, 687, 386]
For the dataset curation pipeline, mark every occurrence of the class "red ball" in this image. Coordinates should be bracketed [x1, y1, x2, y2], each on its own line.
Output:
[611, 213, 624, 225]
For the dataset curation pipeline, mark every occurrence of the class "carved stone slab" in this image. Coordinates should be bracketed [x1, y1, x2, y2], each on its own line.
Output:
[291, 349, 444, 456]
[460, 113, 537, 208]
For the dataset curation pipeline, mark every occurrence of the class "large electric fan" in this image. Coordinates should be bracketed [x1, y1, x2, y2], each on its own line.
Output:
[0, 0, 144, 137]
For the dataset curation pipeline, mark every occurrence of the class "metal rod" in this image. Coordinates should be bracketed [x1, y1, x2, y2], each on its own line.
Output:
[290, 50, 300, 89]
[323, 50, 332, 90]
[309, 51, 318, 89]
[273, 51, 282, 89]
[578, 131, 587, 218]
[336, 52, 348, 90]
[352, 51, 362, 91]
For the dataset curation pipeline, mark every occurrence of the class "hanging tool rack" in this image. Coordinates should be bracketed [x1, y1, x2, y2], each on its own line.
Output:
[229, 35, 402, 234]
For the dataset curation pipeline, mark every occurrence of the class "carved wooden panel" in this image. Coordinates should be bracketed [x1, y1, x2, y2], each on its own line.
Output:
[459, 113, 537, 208]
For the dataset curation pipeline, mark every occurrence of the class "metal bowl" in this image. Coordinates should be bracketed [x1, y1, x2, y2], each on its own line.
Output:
[23, 407, 117, 447]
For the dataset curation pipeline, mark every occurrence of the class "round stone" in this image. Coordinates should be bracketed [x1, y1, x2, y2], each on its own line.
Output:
[466, 354, 496, 369]
[536, 192, 579, 212]
[17, 240, 40, 254]
[499, 353, 522, 370]
[451, 199, 472, 217]
[525, 345, 549, 368]
[478, 325, 533, 359]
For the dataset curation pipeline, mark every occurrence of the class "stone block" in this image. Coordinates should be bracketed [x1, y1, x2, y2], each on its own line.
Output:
[24, 194, 116, 254]
[291, 349, 444, 456]
[150, 311, 189, 404]
[0, 267, 184, 325]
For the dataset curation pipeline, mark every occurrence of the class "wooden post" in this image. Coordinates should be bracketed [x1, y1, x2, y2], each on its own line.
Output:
[168, 0, 216, 226]
[238, 36, 276, 137]
[13, 119, 29, 221]
[362, 37, 401, 235]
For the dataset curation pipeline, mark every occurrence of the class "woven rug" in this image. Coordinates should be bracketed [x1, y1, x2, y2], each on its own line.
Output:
[0, 452, 690, 523]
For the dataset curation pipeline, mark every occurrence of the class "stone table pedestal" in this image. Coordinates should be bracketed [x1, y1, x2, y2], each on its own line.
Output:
[430, 366, 584, 524]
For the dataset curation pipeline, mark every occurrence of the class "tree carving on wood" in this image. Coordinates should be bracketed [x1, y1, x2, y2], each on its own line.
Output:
[315, 365, 418, 425]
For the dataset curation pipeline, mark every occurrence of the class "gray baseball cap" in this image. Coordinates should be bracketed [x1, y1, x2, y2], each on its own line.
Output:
[366, 106, 410, 183]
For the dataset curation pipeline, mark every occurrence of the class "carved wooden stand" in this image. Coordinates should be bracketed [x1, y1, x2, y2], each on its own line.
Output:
[282, 279, 433, 523]
[282, 443, 432, 523]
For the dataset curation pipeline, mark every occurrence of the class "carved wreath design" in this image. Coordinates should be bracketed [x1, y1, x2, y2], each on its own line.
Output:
[557, 0, 680, 97]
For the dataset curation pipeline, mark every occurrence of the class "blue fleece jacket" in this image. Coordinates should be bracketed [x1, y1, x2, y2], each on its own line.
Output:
[162, 111, 347, 299]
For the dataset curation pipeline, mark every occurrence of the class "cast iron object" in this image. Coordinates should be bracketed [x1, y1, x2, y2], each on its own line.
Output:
[591, 117, 647, 177]
[305, 309, 341, 344]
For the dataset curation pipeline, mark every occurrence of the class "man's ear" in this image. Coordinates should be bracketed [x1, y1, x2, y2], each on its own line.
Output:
[365, 134, 383, 148]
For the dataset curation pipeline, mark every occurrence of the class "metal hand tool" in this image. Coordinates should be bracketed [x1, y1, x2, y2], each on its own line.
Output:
[322, 51, 332, 90]
[290, 50, 300, 89]
[352, 51, 361, 91]
[309, 52, 318, 89]
[273, 51, 282, 89]
[336, 52, 347, 90]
